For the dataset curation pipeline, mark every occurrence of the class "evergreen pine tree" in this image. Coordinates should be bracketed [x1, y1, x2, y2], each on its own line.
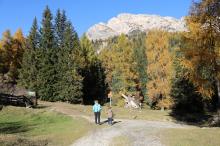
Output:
[38, 6, 58, 101]
[132, 33, 148, 102]
[169, 33, 205, 113]
[19, 17, 40, 90]
[56, 21, 83, 102]
[80, 35, 107, 104]
[55, 9, 66, 47]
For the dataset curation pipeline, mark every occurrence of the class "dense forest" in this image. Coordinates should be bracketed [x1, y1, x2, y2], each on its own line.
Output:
[0, 7, 107, 105]
[0, 0, 220, 115]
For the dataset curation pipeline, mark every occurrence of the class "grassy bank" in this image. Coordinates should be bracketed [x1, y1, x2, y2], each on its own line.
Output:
[160, 128, 220, 146]
[0, 106, 94, 146]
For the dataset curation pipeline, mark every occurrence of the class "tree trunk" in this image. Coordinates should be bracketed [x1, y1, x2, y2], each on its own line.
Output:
[121, 93, 139, 108]
[215, 78, 220, 109]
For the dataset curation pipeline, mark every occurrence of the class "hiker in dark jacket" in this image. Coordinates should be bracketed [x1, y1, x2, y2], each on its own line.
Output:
[93, 100, 101, 124]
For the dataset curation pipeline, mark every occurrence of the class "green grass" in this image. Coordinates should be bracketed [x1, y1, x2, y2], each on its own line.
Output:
[54, 102, 173, 122]
[0, 106, 94, 146]
[106, 106, 172, 121]
[160, 128, 220, 146]
[5, 101, 219, 146]
[42, 101, 173, 122]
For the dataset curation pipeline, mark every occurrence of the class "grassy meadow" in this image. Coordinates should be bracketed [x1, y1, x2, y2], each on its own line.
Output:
[1, 102, 220, 146]
[0, 106, 94, 146]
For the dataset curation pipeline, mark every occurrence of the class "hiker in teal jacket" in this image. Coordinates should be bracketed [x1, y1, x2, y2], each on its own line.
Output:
[93, 100, 101, 124]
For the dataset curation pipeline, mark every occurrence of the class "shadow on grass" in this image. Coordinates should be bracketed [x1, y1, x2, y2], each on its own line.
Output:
[170, 78, 217, 127]
[33, 104, 50, 109]
[170, 111, 213, 127]
[0, 121, 31, 134]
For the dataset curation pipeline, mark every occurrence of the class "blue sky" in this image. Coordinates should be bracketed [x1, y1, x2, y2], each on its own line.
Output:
[0, 0, 192, 37]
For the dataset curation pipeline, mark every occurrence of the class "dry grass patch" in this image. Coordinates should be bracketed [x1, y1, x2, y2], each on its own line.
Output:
[160, 128, 220, 146]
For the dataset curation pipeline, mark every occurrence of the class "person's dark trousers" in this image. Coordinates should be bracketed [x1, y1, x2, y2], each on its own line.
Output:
[94, 112, 101, 124]
[108, 118, 113, 125]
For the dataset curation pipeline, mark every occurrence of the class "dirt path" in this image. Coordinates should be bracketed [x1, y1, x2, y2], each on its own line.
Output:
[41, 101, 194, 146]
[72, 119, 192, 146]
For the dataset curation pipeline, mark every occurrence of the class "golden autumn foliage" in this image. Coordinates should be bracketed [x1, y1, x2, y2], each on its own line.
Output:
[0, 29, 25, 82]
[146, 30, 174, 109]
[0, 30, 13, 75]
[10, 29, 26, 81]
[180, 0, 220, 99]
[99, 34, 138, 100]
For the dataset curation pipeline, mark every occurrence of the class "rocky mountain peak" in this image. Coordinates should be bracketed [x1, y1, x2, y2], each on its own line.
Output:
[86, 13, 186, 41]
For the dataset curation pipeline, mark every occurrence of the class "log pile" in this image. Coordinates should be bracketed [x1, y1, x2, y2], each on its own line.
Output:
[0, 93, 36, 108]
[121, 93, 139, 109]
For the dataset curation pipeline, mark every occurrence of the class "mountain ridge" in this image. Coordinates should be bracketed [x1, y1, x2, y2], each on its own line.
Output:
[86, 13, 186, 41]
